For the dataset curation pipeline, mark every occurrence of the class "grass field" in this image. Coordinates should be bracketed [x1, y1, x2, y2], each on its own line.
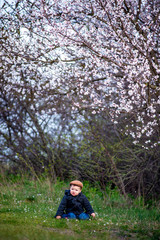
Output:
[0, 177, 160, 240]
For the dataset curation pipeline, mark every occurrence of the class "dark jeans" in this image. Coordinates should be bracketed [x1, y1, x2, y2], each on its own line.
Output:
[62, 212, 90, 220]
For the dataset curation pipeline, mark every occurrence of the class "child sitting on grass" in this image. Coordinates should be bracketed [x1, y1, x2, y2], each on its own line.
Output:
[55, 180, 96, 220]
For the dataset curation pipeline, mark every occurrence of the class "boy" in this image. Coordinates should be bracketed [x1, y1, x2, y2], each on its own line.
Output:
[55, 180, 96, 220]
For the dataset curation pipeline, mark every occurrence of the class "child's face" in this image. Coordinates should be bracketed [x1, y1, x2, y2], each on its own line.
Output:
[70, 185, 81, 196]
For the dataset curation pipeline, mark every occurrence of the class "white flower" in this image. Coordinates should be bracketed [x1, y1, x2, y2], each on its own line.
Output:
[92, 110, 96, 114]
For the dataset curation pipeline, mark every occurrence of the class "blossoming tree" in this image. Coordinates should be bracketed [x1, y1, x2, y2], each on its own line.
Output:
[38, 0, 160, 147]
[6, 0, 159, 147]
[1, 0, 160, 196]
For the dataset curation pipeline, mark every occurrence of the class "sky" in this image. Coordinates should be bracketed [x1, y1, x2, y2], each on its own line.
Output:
[0, 0, 15, 8]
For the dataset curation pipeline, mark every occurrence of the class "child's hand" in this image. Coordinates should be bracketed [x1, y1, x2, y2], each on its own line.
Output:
[91, 213, 96, 218]
[56, 216, 61, 219]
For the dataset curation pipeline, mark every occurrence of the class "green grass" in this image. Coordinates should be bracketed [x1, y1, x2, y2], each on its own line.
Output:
[0, 177, 160, 240]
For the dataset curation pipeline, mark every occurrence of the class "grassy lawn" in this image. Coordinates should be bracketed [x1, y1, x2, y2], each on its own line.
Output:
[0, 177, 160, 240]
